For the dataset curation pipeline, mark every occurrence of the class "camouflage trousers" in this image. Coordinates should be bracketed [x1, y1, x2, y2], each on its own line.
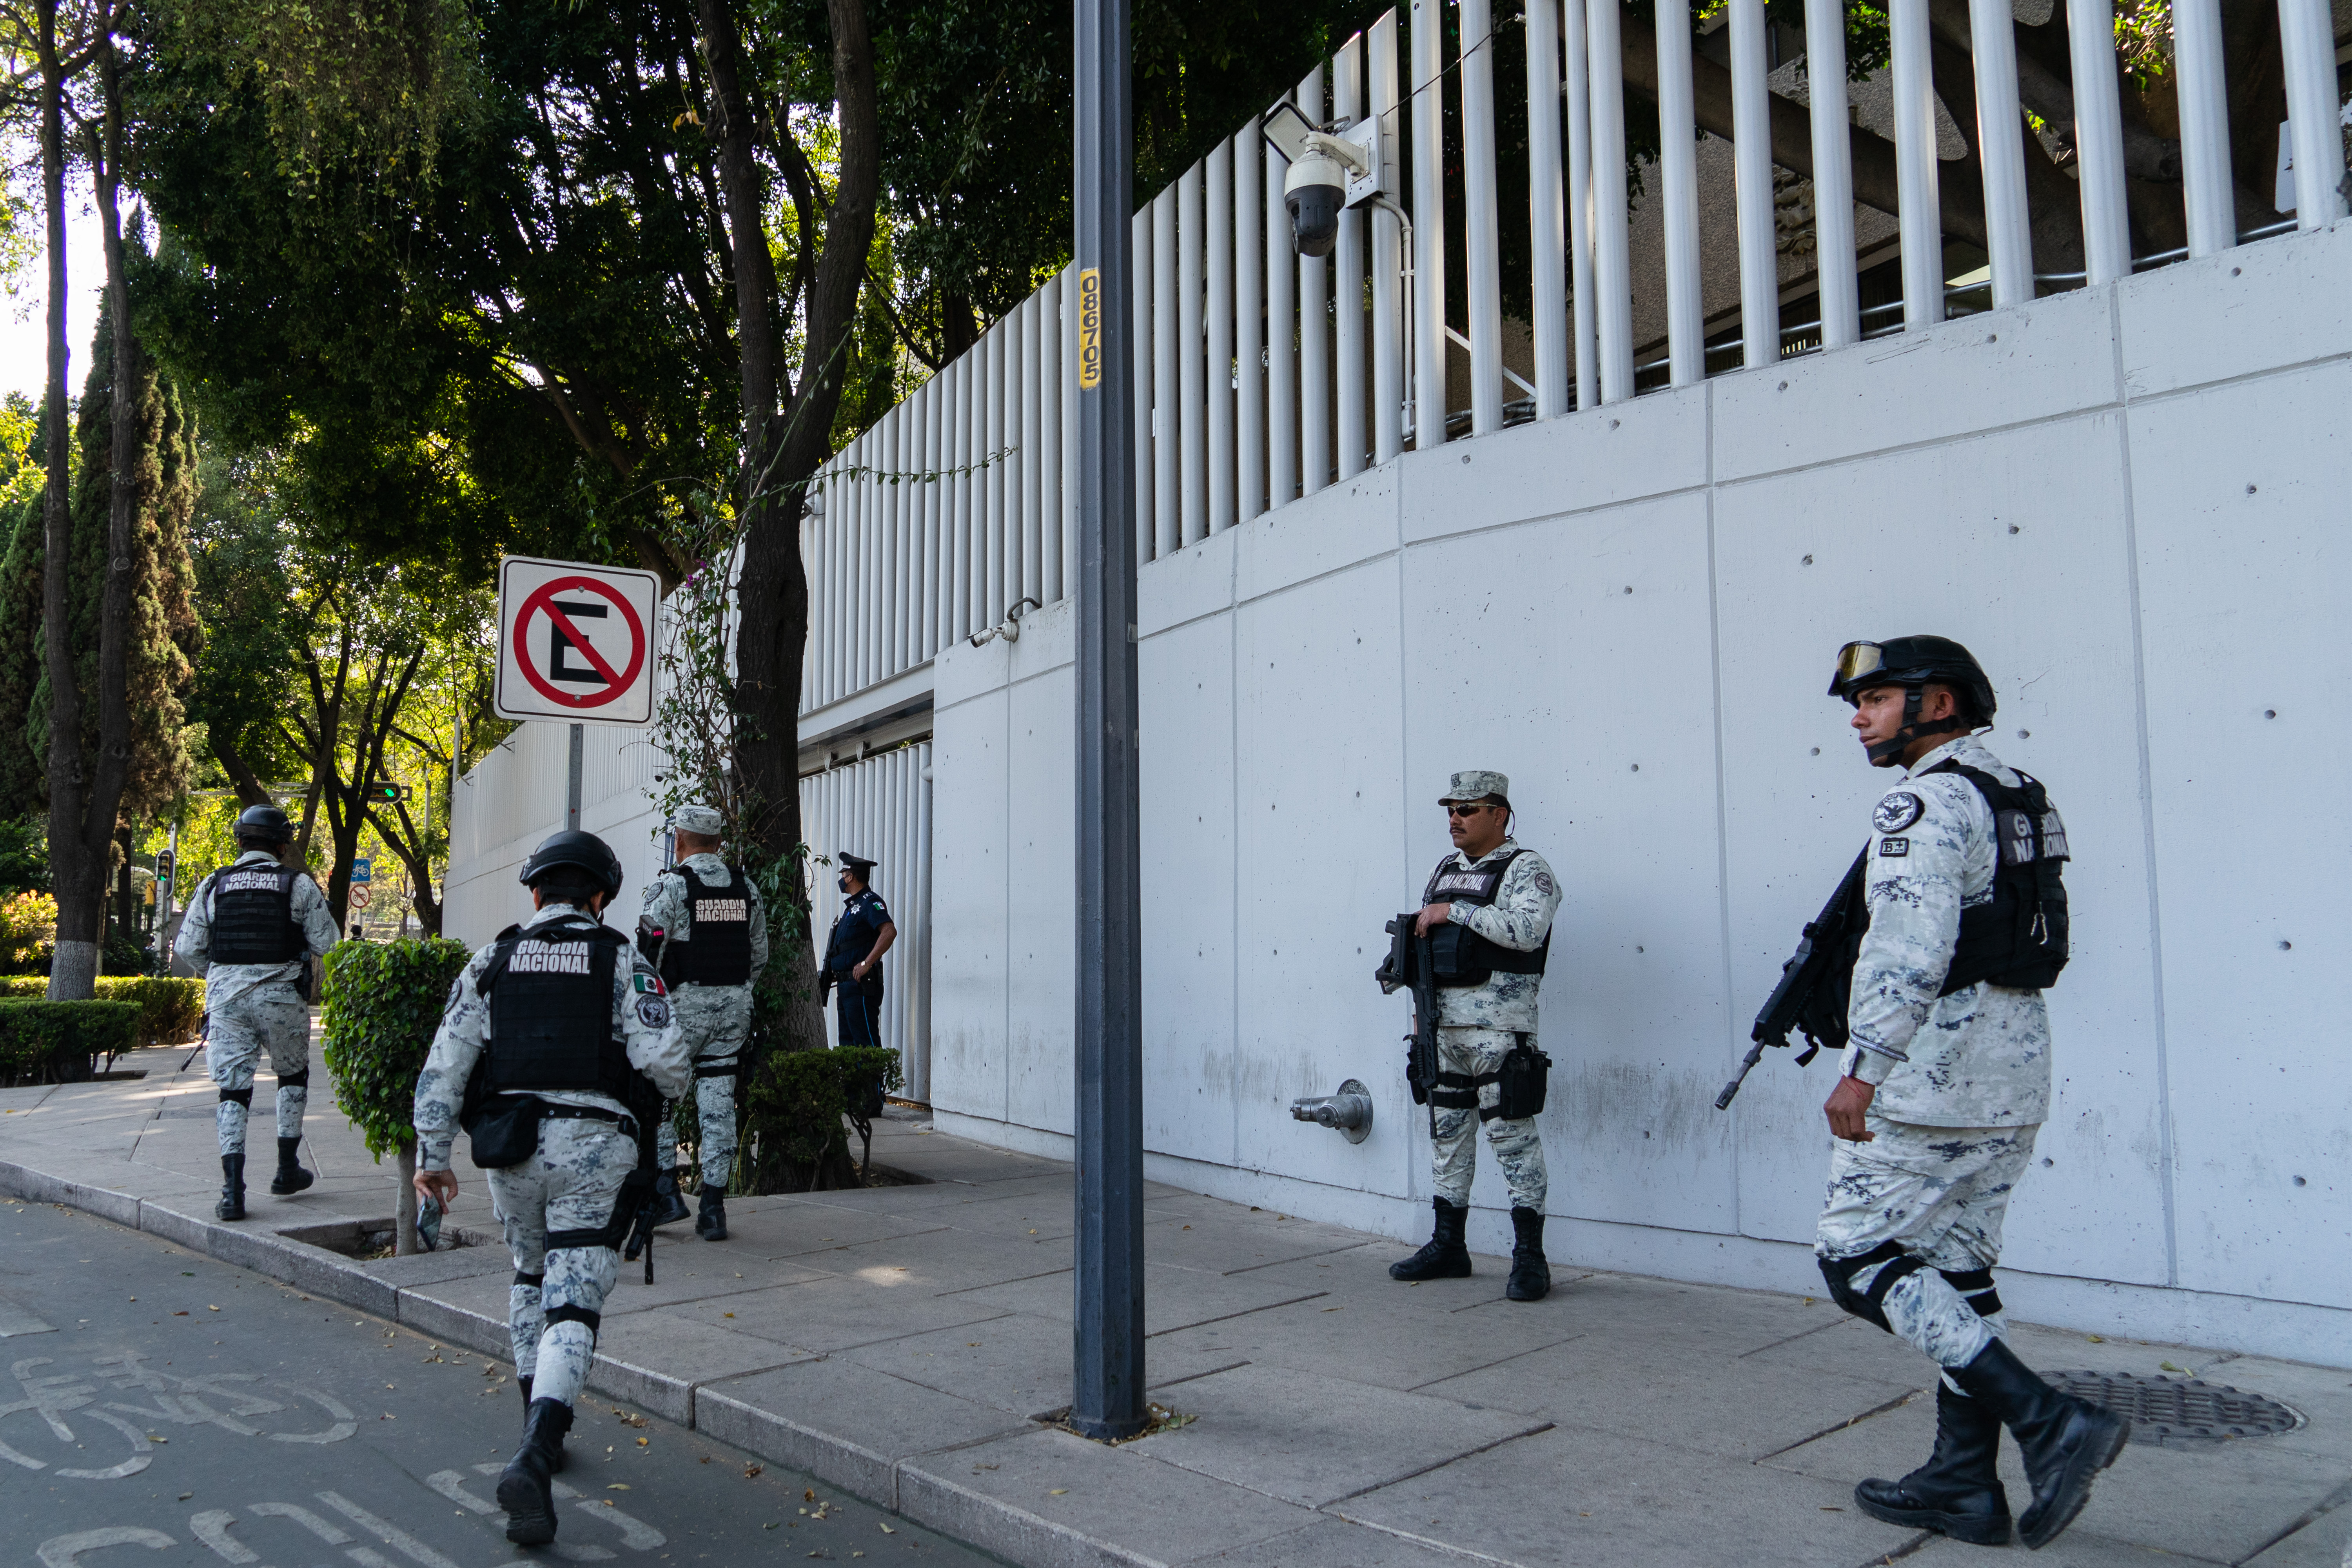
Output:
[205, 988, 311, 1158]
[1817, 1116, 2039, 1370]
[1430, 1028, 1548, 1212]
[488, 1117, 631, 1410]
[653, 988, 749, 1192]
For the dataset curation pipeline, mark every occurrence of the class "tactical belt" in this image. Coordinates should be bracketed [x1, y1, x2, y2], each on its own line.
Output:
[1428, 1070, 1496, 1112]
[539, 1103, 639, 1140]
[692, 1060, 740, 1080]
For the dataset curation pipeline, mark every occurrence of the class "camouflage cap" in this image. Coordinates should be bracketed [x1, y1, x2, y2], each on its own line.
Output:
[670, 803, 725, 837]
[1439, 770, 1511, 805]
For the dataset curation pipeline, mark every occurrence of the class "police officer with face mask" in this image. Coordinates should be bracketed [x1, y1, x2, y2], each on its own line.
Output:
[172, 804, 341, 1220]
[1811, 637, 2124, 1550]
[1387, 771, 1562, 1302]
[820, 854, 895, 1049]
[637, 804, 767, 1242]
[409, 829, 692, 1547]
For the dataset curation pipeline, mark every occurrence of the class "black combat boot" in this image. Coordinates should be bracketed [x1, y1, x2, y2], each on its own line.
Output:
[1949, 1336, 2129, 1549]
[519, 1376, 565, 1474]
[1505, 1208, 1551, 1302]
[269, 1136, 314, 1196]
[1854, 1381, 2013, 1544]
[1388, 1198, 1471, 1281]
[648, 1170, 691, 1227]
[497, 1397, 573, 1544]
[215, 1154, 246, 1221]
[695, 1185, 728, 1241]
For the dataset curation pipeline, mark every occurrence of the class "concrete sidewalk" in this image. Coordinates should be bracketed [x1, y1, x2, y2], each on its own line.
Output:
[4, 1042, 2346, 1568]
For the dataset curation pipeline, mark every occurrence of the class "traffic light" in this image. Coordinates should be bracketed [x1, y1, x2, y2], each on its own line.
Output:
[366, 782, 411, 804]
[154, 848, 175, 882]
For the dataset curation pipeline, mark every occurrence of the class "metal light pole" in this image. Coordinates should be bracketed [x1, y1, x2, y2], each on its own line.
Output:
[1071, 0, 1145, 1441]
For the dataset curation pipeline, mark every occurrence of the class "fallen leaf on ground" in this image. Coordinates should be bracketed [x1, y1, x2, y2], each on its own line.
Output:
[607, 1483, 630, 1490]
[744, 1463, 763, 1478]
[1048, 1489, 1068, 1495]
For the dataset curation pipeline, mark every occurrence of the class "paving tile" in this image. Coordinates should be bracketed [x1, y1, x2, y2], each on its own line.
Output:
[1766, 1373, 2349, 1564]
[1126, 1361, 1550, 1508]
[2239, 1495, 2352, 1567]
[697, 1357, 1036, 1504]
[802, 1221, 1076, 1293]
[704, 1198, 950, 1259]
[1140, 1207, 1371, 1276]
[1175, 1516, 1475, 1567]
[1151, 1288, 1585, 1395]
[951, 1259, 1330, 1338]
[1336, 1421, 1921, 1568]
[585, 1312, 816, 1423]
[899, 1425, 1319, 1568]
[671, 1272, 1014, 1353]
[1909, 1525, 2234, 1565]
[839, 1310, 1253, 1420]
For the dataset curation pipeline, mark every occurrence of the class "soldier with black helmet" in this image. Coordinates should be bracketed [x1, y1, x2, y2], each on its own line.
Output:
[636, 803, 767, 1242]
[172, 803, 341, 1220]
[409, 829, 692, 1547]
[820, 853, 895, 1049]
[1809, 636, 2125, 1550]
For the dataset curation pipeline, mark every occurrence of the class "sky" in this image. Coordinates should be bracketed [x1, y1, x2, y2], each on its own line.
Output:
[3, 195, 109, 406]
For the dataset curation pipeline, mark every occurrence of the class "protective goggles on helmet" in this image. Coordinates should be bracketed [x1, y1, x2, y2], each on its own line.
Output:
[1829, 641, 1887, 695]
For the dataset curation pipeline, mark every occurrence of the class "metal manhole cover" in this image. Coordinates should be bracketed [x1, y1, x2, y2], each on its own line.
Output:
[2044, 1370, 2305, 1447]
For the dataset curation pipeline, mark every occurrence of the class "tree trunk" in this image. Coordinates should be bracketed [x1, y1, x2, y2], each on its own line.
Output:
[394, 1140, 419, 1256]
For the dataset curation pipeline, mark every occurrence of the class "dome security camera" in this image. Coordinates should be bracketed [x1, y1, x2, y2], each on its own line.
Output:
[1284, 152, 1346, 258]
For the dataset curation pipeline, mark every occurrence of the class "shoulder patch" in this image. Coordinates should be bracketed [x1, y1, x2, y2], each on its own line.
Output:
[632, 971, 667, 997]
[1879, 837, 1909, 857]
[1873, 792, 1926, 834]
[635, 995, 673, 1029]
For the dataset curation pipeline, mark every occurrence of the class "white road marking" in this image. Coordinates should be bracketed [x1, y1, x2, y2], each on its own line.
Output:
[318, 1491, 465, 1568]
[36, 1527, 174, 1567]
[189, 1510, 261, 1564]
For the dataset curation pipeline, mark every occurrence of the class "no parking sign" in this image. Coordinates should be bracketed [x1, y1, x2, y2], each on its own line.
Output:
[493, 555, 661, 726]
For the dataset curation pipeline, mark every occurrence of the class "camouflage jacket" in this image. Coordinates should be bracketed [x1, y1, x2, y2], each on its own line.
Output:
[172, 849, 342, 1010]
[637, 853, 768, 993]
[1429, 838, 1561, 1033]
[411, 905, 693, 1172]
[1842, 734, 2053, 1127]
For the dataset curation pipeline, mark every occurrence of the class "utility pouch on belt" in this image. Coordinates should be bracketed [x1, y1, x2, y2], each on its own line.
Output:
[466, 1095, 545, 1169]
[1495, 1036, 1551, 1121]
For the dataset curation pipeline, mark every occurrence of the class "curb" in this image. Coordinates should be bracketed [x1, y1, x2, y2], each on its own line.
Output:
[0, 1156, 1169, 1568]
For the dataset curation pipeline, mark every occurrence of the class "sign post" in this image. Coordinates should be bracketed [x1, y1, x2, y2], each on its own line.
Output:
[1070, 0, 1146, 1441]
[494, 555, 662, 837]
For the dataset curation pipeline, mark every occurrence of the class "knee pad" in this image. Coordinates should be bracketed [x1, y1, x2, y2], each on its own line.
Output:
[1818, 1241, 1926, 1332]
[218, 1087, 253, 1109]
[512, 1270, 545, 1289]
[543, 1304, 601, 1343]
[1939, 1267, 2002, 1319]
[276, 1069, 310, 1090]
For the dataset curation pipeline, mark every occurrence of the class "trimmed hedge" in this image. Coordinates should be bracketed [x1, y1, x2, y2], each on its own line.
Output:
[0, 976, 206, 1047]
[0, 999, 142, 1083]
[319, 938, 471, 1161]
[737, 1044, 902, 1191]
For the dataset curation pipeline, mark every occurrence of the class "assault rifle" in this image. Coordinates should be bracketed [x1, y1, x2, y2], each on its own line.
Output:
[1375, 914, 1439, 1134]
[619, 1078, 666, 1283]
[1715, 848, 1869, 1110]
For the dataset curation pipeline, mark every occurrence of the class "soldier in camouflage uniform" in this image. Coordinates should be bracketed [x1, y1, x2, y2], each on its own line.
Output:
[1388, 770, 1562, 1302]
[410, 829, 691, 1548]
[637, 804, 767, 1241]
[1814, 637, 2125, 1551]
[172, 804, 341, 1220]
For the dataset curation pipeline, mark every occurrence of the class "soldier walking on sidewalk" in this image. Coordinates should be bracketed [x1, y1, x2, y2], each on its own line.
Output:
[172, 804, 341, 1220]
[410, 829, 692, 1546]
[1812, 636, 2125, 1550]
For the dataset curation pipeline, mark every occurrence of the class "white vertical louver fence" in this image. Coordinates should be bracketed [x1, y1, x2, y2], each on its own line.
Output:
[800, 742, 935, 1104]
[800, 0, 2348, 711]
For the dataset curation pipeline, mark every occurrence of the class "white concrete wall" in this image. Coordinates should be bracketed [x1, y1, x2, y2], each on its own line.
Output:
[926, 222, 2352, 1367]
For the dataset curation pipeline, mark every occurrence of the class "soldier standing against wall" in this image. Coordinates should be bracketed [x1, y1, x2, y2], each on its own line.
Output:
[820, 853, 895, 1049]
[1812, 637, 2125, 1550]
[637, 804, 767, 1242]
[1387, 771, 1563, 1301]
[173, 804, 341, 1221]
[410, 829, 691, 1546]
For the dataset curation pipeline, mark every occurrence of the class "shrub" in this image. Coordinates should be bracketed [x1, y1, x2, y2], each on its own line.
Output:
[737, 1044, 902, 1193]
[0, 999, 141, 1083]
[0, 891, 55, 976]
[319, 937, 470, 1162]
[0, 976, 206, 1046]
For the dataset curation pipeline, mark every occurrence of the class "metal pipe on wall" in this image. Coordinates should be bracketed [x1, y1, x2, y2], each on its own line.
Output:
[1411, 0, 1448, 445]
[1023, 291, 1046, 604]
[1236, 123, 1266, 520]
[1178, 164, 1207, 544]
[2063, 0, 2131, 286]
[1803, 0, 1860, 346]
[1132, 207, 1156, 561]
[2276, 0, 2346, 227]
[1460, 0, 1505, 431]
[1965, 0, 2034, 307]
[1043, 268, 1066, 604]
[1890, 0, 1944, 326]
[1369, 15, 1406, 458]
[1334, 35, 1368, 479]
[1525, 0, 1568, 419]
[1206, 141, 1236, 530]
[2169, 0, 2234, 257]
[1154, 187, 1180, 551]
[1563, 0, 1596, 409]
[1266, 136, 1299, 506]
[1586, 0, 1635, 400]
[1728, 0, 1779, 366]
[1298, 66, 1330, 495]
[1656, 0, 1704, 386]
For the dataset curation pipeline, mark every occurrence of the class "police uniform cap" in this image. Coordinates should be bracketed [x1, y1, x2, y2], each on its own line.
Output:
[670, 803, 726, 837]
[839, 853, 878, 874]
[1438, 769, 1511, 808]
[518, 829, 626, 899]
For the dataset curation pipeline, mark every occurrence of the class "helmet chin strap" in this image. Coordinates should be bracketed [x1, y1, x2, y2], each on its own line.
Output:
[1866, 684, 1968, 766]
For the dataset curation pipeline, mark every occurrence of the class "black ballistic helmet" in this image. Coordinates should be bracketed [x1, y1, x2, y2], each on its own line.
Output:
[518, 829, 625, 900]
[1828, 635, 1998, 722]
[234, 803, 295, 846]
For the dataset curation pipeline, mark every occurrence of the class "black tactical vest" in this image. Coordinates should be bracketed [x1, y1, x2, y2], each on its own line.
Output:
[481, 922, 640, 1102]
[1920, 762, 2071, 995]
[660, 865, 753, 987]
[206, 864, 306, 965]
[1420, 849, 1551, 987]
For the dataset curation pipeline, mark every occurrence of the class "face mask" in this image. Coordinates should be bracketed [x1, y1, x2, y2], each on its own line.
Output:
[837, 875, 853, 894]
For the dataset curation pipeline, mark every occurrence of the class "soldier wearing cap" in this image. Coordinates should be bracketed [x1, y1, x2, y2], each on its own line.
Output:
[636, 804, 768, 1242]
[820, 853, 896, 1050]
[411, 828, 691, 1546]
[172, 803, 341, 1220]
[1811, 636, 2123, 1550]
[1387, 770, 1562, 1302]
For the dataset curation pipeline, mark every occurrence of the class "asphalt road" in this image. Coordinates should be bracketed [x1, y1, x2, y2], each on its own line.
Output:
[0, 1199, 1002, 1568]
